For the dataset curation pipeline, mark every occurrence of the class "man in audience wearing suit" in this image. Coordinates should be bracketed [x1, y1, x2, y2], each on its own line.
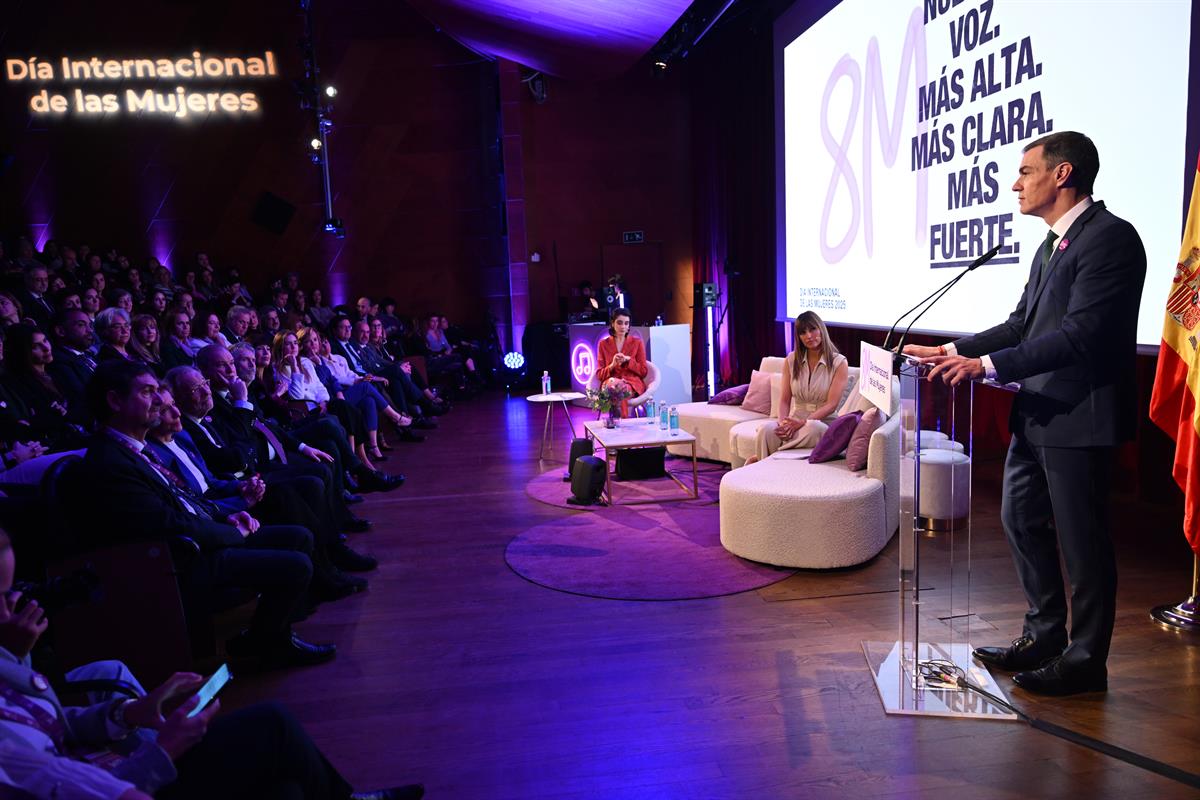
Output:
[77, 359, 337, 668]
[330, 316, 437, 428]
[221, 305, 252, 346]
[162, 372, 376, 594]
[46, 308, 98, 426]
[15, 264, 55, 331]
[906, 131, 1146, 696]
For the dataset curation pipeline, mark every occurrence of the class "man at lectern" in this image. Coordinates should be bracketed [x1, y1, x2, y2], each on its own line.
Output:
[903, 131, 1146, 696]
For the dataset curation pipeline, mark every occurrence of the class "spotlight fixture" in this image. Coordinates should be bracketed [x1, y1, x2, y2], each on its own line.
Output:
[324, 85, 338, 98]
[502, 351, 528, 390]
[653, 60, 668, 70]
[309, 138, 322, 150]
[324, 217, 345, 238]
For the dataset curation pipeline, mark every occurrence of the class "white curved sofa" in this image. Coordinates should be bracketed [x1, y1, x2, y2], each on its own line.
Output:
[718, 377, 902, 569]
[667, 356, 788, 464]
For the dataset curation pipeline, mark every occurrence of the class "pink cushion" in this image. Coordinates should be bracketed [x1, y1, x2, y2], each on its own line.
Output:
[808, 411, 863, 463]
[708, 383, 749, 405]
[844, 407, 884, 471]
[741, 370, 774, 415]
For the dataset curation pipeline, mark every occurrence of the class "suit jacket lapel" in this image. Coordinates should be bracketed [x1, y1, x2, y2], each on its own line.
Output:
[1025, 200, 1106, 323]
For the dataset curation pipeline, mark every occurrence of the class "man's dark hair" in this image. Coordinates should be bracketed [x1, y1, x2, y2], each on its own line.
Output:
[52, 308, 89, 334]
[86, 360, 155, 422]
[1024, 131, 1099, 195]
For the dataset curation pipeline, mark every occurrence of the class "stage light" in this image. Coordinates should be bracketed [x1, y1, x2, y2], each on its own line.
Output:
[309, 137, 322, 150]
[653, 60, 668, 70]
[503, 352, 525, 369]
[324, 85, 338, 98]
[502, 351, 528, 391]
[324, 217, 345, 238]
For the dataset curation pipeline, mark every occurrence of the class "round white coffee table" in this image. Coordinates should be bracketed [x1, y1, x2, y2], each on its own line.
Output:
[526, 392, 586, 460]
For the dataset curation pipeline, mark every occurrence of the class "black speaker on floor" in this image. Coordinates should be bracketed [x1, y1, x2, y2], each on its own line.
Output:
[567, 456, 606, 505]
[563, 438, 594, 482]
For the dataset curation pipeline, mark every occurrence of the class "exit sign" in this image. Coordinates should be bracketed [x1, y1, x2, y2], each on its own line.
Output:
[622, 230, 644, 244]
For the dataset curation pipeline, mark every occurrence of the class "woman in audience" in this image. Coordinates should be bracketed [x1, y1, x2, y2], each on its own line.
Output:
[289, 289, 314, 330]
[124, 262, 148, 306]
[129, 312, 165, 376]
[54, 288, 81, 312]
[0, 324, 85, 450]
[596, 307, 647, 399]
[147, 289, 169, 316]
[309, 288, 334, 329]
[188, 311, 225, 351]
[94, 306, 134, 362]
[0, 292, 23, 331]
[81, 286, 102, 320]
[421, 314, 471, 392]
[107, 287, 134, 315]
[89, 270, 106, 295]
[161, 309, 198, 369]
[746, 309, 849, 465]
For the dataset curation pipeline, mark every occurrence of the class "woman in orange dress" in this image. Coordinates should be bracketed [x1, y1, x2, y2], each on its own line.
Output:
[595, 308, 647, 398]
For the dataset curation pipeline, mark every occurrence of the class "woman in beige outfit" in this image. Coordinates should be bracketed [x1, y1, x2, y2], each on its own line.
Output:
[746, 310, 848, 463]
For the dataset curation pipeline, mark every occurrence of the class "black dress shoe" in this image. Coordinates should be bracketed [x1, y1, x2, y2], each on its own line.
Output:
[351, 785, 425, 800]
[343, 490, 365, 504]
[332, 543, 378, 572]
[413, 416, 438, 429]
[973, 635, 1065, 672]
[343, 516, 373, 533]
[1013, 657, 1107, 696]
[357, 470, 404, 493]
[344, 471, 360, 491]
[226, 631, 336, 668]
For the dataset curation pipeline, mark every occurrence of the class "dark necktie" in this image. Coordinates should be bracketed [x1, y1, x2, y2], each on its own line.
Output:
[109, 434, 217, 520]
[1032, 229, 1057, 295]
[343, 343, 364, 373]
[252, 418, 289, 465]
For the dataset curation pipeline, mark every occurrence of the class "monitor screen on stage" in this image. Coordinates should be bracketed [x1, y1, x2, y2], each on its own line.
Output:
[774, 0, 1194, 345]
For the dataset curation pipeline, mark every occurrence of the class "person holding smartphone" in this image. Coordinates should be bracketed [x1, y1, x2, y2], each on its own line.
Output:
[0, 527, 424, 800]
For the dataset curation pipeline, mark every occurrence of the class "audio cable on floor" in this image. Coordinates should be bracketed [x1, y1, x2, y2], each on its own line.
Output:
[917, 659, 1200, 790]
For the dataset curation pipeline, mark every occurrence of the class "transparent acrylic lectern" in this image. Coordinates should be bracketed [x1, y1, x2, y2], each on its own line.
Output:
[863, 354, 1018, 719]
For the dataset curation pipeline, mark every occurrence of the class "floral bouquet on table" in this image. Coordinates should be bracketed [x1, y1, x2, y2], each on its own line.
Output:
[588, 379, 632, 423]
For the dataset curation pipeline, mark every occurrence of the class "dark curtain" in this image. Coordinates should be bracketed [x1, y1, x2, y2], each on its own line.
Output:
[687, 8, 779, 388]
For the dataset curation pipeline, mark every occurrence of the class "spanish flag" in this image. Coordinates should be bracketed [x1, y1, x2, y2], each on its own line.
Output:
[1150, 150, 1200, 556]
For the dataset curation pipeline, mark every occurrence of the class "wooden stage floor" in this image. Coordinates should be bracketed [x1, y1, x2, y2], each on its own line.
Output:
[219, 392, 1200, 798]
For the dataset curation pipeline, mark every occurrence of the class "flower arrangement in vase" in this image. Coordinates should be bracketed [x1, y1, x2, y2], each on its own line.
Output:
[588, 379, 632, 428]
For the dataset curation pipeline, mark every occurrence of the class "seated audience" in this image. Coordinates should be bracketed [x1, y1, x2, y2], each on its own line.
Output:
[1, 325, 85, 451]
[161, 310, 198, 370]
[77, 360, 337, 668]
[0, 526, 425, 798]
[0, 292, 23, 331]
[46, 309, 98, 425]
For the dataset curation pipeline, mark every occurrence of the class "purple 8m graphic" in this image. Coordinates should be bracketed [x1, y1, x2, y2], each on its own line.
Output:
[820, 7, 928, 263]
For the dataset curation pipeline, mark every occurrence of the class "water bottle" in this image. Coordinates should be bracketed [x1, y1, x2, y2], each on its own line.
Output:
[654, 315, 663, 326]
[659, 401, 669, 430]
[540, 371, 551, 395]
[669, 406, 679, 434]
[645, 397, 656, 424]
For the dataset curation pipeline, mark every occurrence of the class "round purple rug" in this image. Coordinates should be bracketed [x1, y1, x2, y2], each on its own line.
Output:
[525, 460, 725, 511]
[505, 504, 796, 601]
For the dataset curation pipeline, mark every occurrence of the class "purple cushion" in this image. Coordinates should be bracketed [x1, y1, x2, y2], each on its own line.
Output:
[708, 383, 750, 405]
[808, 411, 864, 463]
[845, 407, 884, 471]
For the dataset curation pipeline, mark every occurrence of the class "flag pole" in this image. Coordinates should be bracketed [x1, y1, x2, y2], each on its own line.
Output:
[1151, 553, 1200, 633]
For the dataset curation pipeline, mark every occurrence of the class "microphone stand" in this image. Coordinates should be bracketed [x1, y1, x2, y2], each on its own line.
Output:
[882, 245, 1003, 363]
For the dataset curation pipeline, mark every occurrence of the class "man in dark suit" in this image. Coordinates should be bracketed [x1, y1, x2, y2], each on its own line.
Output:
[15, 263, 54, 331]
[77, 360, 337, 668]
[47, 309, 98, 426]
[906, 131, 1146, 695]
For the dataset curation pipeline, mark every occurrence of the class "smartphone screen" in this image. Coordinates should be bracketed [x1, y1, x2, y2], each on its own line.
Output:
[187, 664, 231, 717]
